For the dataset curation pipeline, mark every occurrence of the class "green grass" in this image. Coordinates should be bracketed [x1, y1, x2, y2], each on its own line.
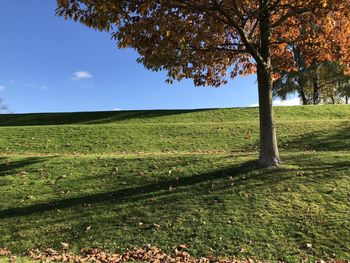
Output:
[0, 257, 36, 263]
[0, 105, 349, 262]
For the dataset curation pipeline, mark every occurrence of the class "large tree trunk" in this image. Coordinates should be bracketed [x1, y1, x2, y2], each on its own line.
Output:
[257, 66, 281, 167]
[257, 0, 281, 167]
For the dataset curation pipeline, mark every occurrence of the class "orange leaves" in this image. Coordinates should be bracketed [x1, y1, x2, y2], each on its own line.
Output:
[56, 0, 350, 86]
[271, 1, 350, 73]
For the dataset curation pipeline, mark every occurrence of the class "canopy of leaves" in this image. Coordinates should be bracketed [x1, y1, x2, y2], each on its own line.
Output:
[56, 0, 350, 87]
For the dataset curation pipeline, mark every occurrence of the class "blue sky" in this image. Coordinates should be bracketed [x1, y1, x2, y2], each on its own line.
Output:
[0, 0, 293, 113]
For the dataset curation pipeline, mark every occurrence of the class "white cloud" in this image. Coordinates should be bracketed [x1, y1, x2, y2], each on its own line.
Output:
[0, 85, 5, 91]
[40, 85, 49, 90]
[72, 71, 92, 80]
[25, 83, 36, 88]
[249, 97, 301, 107]
[273, 98, 301, 106]
[112, 108, 122, 111]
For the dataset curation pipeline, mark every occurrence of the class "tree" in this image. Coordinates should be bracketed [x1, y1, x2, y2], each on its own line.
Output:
[317, 62, 350, 104]
[273, 61, 350, 105]
[56, 0, 350, 167]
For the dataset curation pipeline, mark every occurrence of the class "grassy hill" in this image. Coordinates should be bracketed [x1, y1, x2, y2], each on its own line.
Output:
[0, 105, 349, 262]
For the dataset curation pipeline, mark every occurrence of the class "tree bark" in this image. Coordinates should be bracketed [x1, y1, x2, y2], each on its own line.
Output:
[346, 95, 349, 104]
[299, 84, 308, 105]
[257, 66, 281, 167]
[313, 71, 320, 105]
[257, 0, 281, 167]
[331, 96, 335, 104]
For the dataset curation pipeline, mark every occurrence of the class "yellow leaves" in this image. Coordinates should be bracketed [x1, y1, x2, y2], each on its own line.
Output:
[179, 36, 186, 43]
[60, 242, 69, 250]
[322, 0, 328, 8]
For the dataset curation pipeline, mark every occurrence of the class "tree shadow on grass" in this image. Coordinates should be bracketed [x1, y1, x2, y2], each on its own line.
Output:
[2, 153, 348, 220]
[1, 154, 349, 258]
[282, 124, 350, 152]
[0, 157, 50, 177]
[0, 159, 267, 219]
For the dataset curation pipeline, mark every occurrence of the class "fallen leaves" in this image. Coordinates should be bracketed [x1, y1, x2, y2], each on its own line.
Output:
[0, 248, 16, 262]
[0, 248, 11, 256]
[24, 246, 262, 263]
[1, 246, 349, 263]
[60, 242, 69, 250]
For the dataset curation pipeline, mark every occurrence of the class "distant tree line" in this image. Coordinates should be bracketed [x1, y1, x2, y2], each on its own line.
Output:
[274, 45, 350, 105]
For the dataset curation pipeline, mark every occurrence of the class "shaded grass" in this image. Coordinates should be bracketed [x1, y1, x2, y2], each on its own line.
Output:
[0, 153, 349, 261]
[0, 256, 36, 262]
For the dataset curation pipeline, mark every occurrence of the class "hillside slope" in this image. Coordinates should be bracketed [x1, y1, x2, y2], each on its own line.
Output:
[0, 105, 349, 262]
[0, 105, 349, 155]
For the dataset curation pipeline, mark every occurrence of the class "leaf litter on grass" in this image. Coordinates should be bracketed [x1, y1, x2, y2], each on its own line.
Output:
[1, 246, 349, 263]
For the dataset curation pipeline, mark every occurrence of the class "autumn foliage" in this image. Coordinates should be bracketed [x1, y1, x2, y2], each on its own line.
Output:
[57, 0, 349, 84]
